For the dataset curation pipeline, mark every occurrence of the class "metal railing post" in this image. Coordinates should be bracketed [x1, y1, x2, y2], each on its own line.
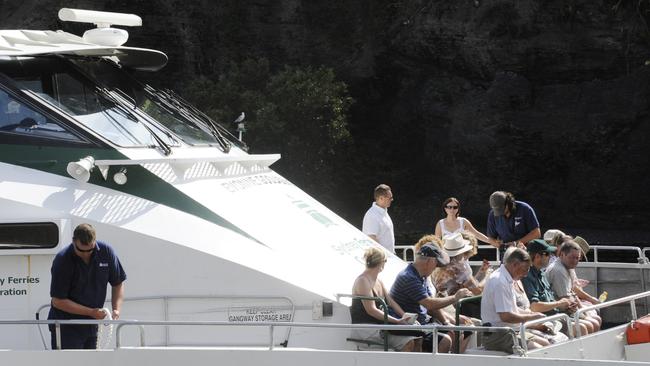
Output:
[454, 295, 481, 354]
[139, 325, 146, 347]
[55, 322, 61, 350]
[269, 325, 275, 350]
[432, 325, 438, 354]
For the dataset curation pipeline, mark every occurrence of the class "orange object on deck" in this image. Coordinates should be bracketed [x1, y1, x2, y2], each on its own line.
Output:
[626, 314, 650, 345]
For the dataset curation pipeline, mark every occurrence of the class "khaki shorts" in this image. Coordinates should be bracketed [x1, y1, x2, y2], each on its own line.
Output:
[351, 328, 419, 351]
[483, 330, 535, 354]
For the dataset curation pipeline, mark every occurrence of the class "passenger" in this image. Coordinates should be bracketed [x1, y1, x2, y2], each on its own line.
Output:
[432, 232, 491, 296]
[486, 191, 541, 255]
[543, 229, 569, 265]
[350, 247, 421, 352]
[362, 184, 395, 253]
[480, 247, 548, 353]
[47, 223, 126, 349]
[545, 241, 602, 334]
[521, 239, 590, 336]
[434, 197, 497, 246]
[390, 239, 473, 353]
[512, 271, 568, 344]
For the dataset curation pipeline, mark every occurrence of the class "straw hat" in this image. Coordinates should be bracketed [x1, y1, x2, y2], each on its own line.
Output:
[442, 232, 473, 257]
[574, 236, 591, 256]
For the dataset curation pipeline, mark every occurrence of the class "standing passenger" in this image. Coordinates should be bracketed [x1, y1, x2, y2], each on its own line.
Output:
[362, 184, 395, 253]
[47, 223, 126, 349]
[434, 197, 497, 246]
[486, 191, 541, 255]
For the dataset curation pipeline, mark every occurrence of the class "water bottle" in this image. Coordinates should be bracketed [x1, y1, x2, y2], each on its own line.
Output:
[598, 291, 608, 302]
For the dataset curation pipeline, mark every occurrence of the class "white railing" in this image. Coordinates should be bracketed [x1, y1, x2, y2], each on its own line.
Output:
[395, 244, 501, 262]
[573, 290, 650, 337]
[35, 294, 296, 349]
[0, 318, 521, 355]
[591, 246, 647, 264]
[519, 312, 574, 352]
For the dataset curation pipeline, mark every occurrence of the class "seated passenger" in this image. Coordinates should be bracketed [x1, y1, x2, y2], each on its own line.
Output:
[432, 232, 491, 296]
[350, 247, 421, 352]
[481, 247, 548, 353]
[513, 275, 567, 344]
[390, 237, 473, 353]
[545, 241, 601, 334]
[521, 239, 590, 336]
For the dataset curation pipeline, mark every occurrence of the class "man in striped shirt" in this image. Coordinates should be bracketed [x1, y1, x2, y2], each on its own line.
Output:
[390, 242, 472, 353]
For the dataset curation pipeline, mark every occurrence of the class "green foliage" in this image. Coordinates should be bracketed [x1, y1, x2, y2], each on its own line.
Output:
[183, 59, 354, 191]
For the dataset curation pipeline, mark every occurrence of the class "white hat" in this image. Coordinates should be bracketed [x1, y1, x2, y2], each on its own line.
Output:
[543, 229, 566, 242]
[443, 233, 473, 257]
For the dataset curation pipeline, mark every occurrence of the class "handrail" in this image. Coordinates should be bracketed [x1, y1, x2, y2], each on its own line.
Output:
[35, 294, 296, 350]
[394, 245, 414, 261]
[336, 293, 389, 351]
[519, 312, 574, 352]
[592, 246, 645, 263]
[0, 318, 522, 354]
[395, 244, 501, 262]
[453, 295, 481, 354]
[573, 290, 650, 337]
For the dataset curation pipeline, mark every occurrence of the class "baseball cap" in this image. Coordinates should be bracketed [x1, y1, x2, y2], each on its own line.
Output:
[489, 191, 507, 216]
[417, 243, 450, 267]
[527, 239, 557, 255]
[543, 229, 566, 242]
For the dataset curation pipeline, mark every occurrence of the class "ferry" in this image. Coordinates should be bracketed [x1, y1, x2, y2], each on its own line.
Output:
[0, 8, 649, 366]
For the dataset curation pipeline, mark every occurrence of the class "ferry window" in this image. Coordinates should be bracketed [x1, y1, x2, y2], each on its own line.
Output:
[3, 57, 176, 148]
[47, 72, 176, 147]
[0, 89, 81, 141]
[0, 222, 59, 249]
[71, 59, 221, 146]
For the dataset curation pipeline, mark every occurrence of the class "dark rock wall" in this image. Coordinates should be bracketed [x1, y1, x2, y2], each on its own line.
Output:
[3, 0, 649, 240]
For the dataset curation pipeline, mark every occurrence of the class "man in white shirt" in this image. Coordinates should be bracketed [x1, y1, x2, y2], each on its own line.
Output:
[362, 184, 395, 253]
[481, 247, 547, 353]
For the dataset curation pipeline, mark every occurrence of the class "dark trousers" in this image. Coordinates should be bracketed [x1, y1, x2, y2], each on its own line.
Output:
[50, 325, 97, 350]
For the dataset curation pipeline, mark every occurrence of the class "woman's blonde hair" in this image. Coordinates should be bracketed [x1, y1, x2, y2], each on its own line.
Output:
[414, 234, 443, 252]
[364, 247, 386, 268]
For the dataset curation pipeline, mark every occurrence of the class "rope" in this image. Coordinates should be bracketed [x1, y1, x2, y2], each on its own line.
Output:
[96, 308, 113, 349]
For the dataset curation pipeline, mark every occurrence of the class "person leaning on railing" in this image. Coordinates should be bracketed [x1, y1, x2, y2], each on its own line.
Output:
[350, 247, 422, 352]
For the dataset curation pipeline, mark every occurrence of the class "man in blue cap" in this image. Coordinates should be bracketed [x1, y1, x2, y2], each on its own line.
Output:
[390, 239, 472, 353]
[486, 191, 541, 255]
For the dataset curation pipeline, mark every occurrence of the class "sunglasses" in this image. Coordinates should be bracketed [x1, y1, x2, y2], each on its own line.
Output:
[75, 242, 95, 253]
[445, 205, 459, 209]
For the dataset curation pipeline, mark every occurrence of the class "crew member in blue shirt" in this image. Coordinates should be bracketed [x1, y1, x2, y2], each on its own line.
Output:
[486, 191, 541, 255]
[47, 223, 126, 349]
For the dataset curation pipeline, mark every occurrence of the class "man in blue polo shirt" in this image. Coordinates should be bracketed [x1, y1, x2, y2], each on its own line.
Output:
[486, 191, 541, 255]
[47, 223, 126, 349]
[390, 242, 472, 353]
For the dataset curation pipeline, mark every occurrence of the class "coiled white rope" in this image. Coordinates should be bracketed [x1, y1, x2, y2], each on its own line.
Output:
[96, 308, 113, 349]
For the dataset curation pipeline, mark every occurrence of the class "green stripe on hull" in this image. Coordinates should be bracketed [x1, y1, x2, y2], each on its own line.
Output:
[0, 144, 258, 243]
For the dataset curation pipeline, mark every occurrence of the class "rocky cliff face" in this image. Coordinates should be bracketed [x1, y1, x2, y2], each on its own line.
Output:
[4, 1, 649, 240]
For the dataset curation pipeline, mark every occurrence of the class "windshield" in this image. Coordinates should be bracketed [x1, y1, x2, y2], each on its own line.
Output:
[71, 58, 238, 148]
[0, 57, 176, 148]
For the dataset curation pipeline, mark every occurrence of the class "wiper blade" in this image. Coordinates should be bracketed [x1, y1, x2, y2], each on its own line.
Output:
[144, 85, 245, 153]
[97, 87, 173, 156]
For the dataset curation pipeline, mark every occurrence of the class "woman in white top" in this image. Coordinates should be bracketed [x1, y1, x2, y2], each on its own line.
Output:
[434, 197, 497, 246]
